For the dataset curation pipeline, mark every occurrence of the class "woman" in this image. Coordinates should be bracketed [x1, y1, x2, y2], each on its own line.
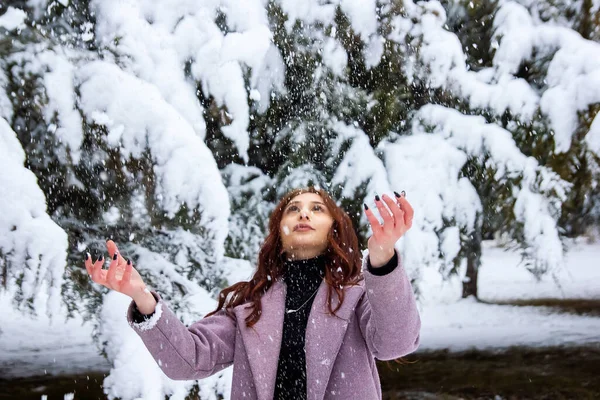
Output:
[85, 187, 421, 400]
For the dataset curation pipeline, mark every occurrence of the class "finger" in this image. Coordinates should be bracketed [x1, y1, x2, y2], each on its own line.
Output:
[397, 196, 414, 226]
[122, 259, 133, 284]
[381, 194, 404, 229]
[106, 240, 127, 266]
[364, 204, 383, 235]
[92, 256, 106, 282]
[94, 255, 105, 268]
[374, 195, 394, 229]
[84, 253, 93, 276]
[106, 253, 120, 289]
[91, 256, 106, 284]
[106, 240, 118, 259]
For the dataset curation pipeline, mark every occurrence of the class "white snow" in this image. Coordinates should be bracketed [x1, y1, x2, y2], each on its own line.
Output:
[588, 113, 600, 155]
[0, 117, 69, 318]
[0, 69, 13, 127]
[330, 121, 392, 200]
[0, 288, 108, 379]
[340, 0, 378, 41]
[385, 133, 480, 278]
[279, 0, 336, 32]
[418, 239, 600, 350]
[38, 51, 84, 163]
[322, 38, 348, 77]
[99, 291, 199, 400]
[0, 7, 27, 31]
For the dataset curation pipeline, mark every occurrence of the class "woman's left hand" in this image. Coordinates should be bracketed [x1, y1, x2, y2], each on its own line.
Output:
[364, 191, 414, 268]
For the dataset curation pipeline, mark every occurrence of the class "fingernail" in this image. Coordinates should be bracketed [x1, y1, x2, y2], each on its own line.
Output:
[375, 195, 380, 202]
[363, 203, 369, 210]
[127, 259, 131, 265]
[85, 253, 90, 260]
[113, 253, 118, 260]
[401, 190, 406, 197]
[394, 191, 401, 198]
[99, 255, 104, 261]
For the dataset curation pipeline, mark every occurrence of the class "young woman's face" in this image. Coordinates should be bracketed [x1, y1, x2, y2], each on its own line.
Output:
[279, 192, 334, 260]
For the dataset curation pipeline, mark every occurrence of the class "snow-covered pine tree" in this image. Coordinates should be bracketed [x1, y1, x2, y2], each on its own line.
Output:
[445, 0, 600, 240]
[250, 0, 583, 300]
[1, 1, 247, 397]
[377, 0, 600, 298]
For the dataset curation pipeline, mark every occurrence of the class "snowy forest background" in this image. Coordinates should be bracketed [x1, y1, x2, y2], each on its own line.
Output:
[0, 0, 599, 398]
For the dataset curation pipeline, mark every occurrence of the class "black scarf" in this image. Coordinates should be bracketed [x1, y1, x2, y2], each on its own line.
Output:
[273, 254, 327, 400]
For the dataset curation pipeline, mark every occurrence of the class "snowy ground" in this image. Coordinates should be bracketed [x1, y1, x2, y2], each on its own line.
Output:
[1, 240, 599, 378]
[419, 240, 600, 351]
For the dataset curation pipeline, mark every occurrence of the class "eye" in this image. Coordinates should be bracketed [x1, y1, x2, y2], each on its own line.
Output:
[313, 205, 323, 211]
[287, 205, 299, 212]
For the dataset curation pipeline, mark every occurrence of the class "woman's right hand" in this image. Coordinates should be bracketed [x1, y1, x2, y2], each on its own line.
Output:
[85, 240, 157, 314]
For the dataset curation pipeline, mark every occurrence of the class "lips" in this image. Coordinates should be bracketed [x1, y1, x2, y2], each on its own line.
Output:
[294, 224, 314, 231]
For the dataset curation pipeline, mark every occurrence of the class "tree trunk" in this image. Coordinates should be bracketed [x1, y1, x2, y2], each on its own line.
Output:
[462, 216, 482, 299]
[1, 257, 6, 288]
[578, 0, 593, 40]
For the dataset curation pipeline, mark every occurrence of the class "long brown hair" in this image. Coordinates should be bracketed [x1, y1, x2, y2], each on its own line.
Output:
[206, 187, 363, 327]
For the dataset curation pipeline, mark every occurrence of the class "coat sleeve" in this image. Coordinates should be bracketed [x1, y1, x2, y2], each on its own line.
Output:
[126, 291, 236, 380]
[355, 251, 421, 360]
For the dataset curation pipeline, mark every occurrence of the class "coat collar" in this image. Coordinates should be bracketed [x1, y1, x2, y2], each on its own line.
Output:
[233, 278, 363, 400]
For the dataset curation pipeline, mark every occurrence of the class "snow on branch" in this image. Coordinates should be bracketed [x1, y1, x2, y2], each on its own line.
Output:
[77, 61, 230, 259]
[0, 117, 68, 317]
[411, 105, 569, 275]
[389, 0, 540, 121]
[385, 132, 481, 278]
[278, 0, 384, 66]
[330, 121, 392, 198]
[9, 48, 84, 164]
[92, 0, 279, 162]
[493, 1, 600, 154]
[391, 0, 600, 156]
[0, 68, 12, 121]
[0, 7, 27, 31]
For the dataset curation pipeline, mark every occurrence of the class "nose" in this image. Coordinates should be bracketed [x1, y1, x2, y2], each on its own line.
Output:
[299, 209, 310, 220]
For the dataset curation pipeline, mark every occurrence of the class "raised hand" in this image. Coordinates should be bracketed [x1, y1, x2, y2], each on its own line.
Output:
[85, 240, 156, 313]
[364, 191, 414, 268]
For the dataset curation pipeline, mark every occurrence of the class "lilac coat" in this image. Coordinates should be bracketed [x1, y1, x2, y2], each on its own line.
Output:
[127, 254, 421, 400]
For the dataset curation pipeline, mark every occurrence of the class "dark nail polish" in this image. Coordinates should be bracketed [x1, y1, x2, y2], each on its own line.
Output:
[401, 190, 406, 197]
[375, 195, 380, 202]
[85, 253, 89, 260]
[363, 203, 369, 210]
[394, 191, 401, 198]
[127, 259, 131, 265]
[113, 253, 118, 260]
[99, 255, 104, 261]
